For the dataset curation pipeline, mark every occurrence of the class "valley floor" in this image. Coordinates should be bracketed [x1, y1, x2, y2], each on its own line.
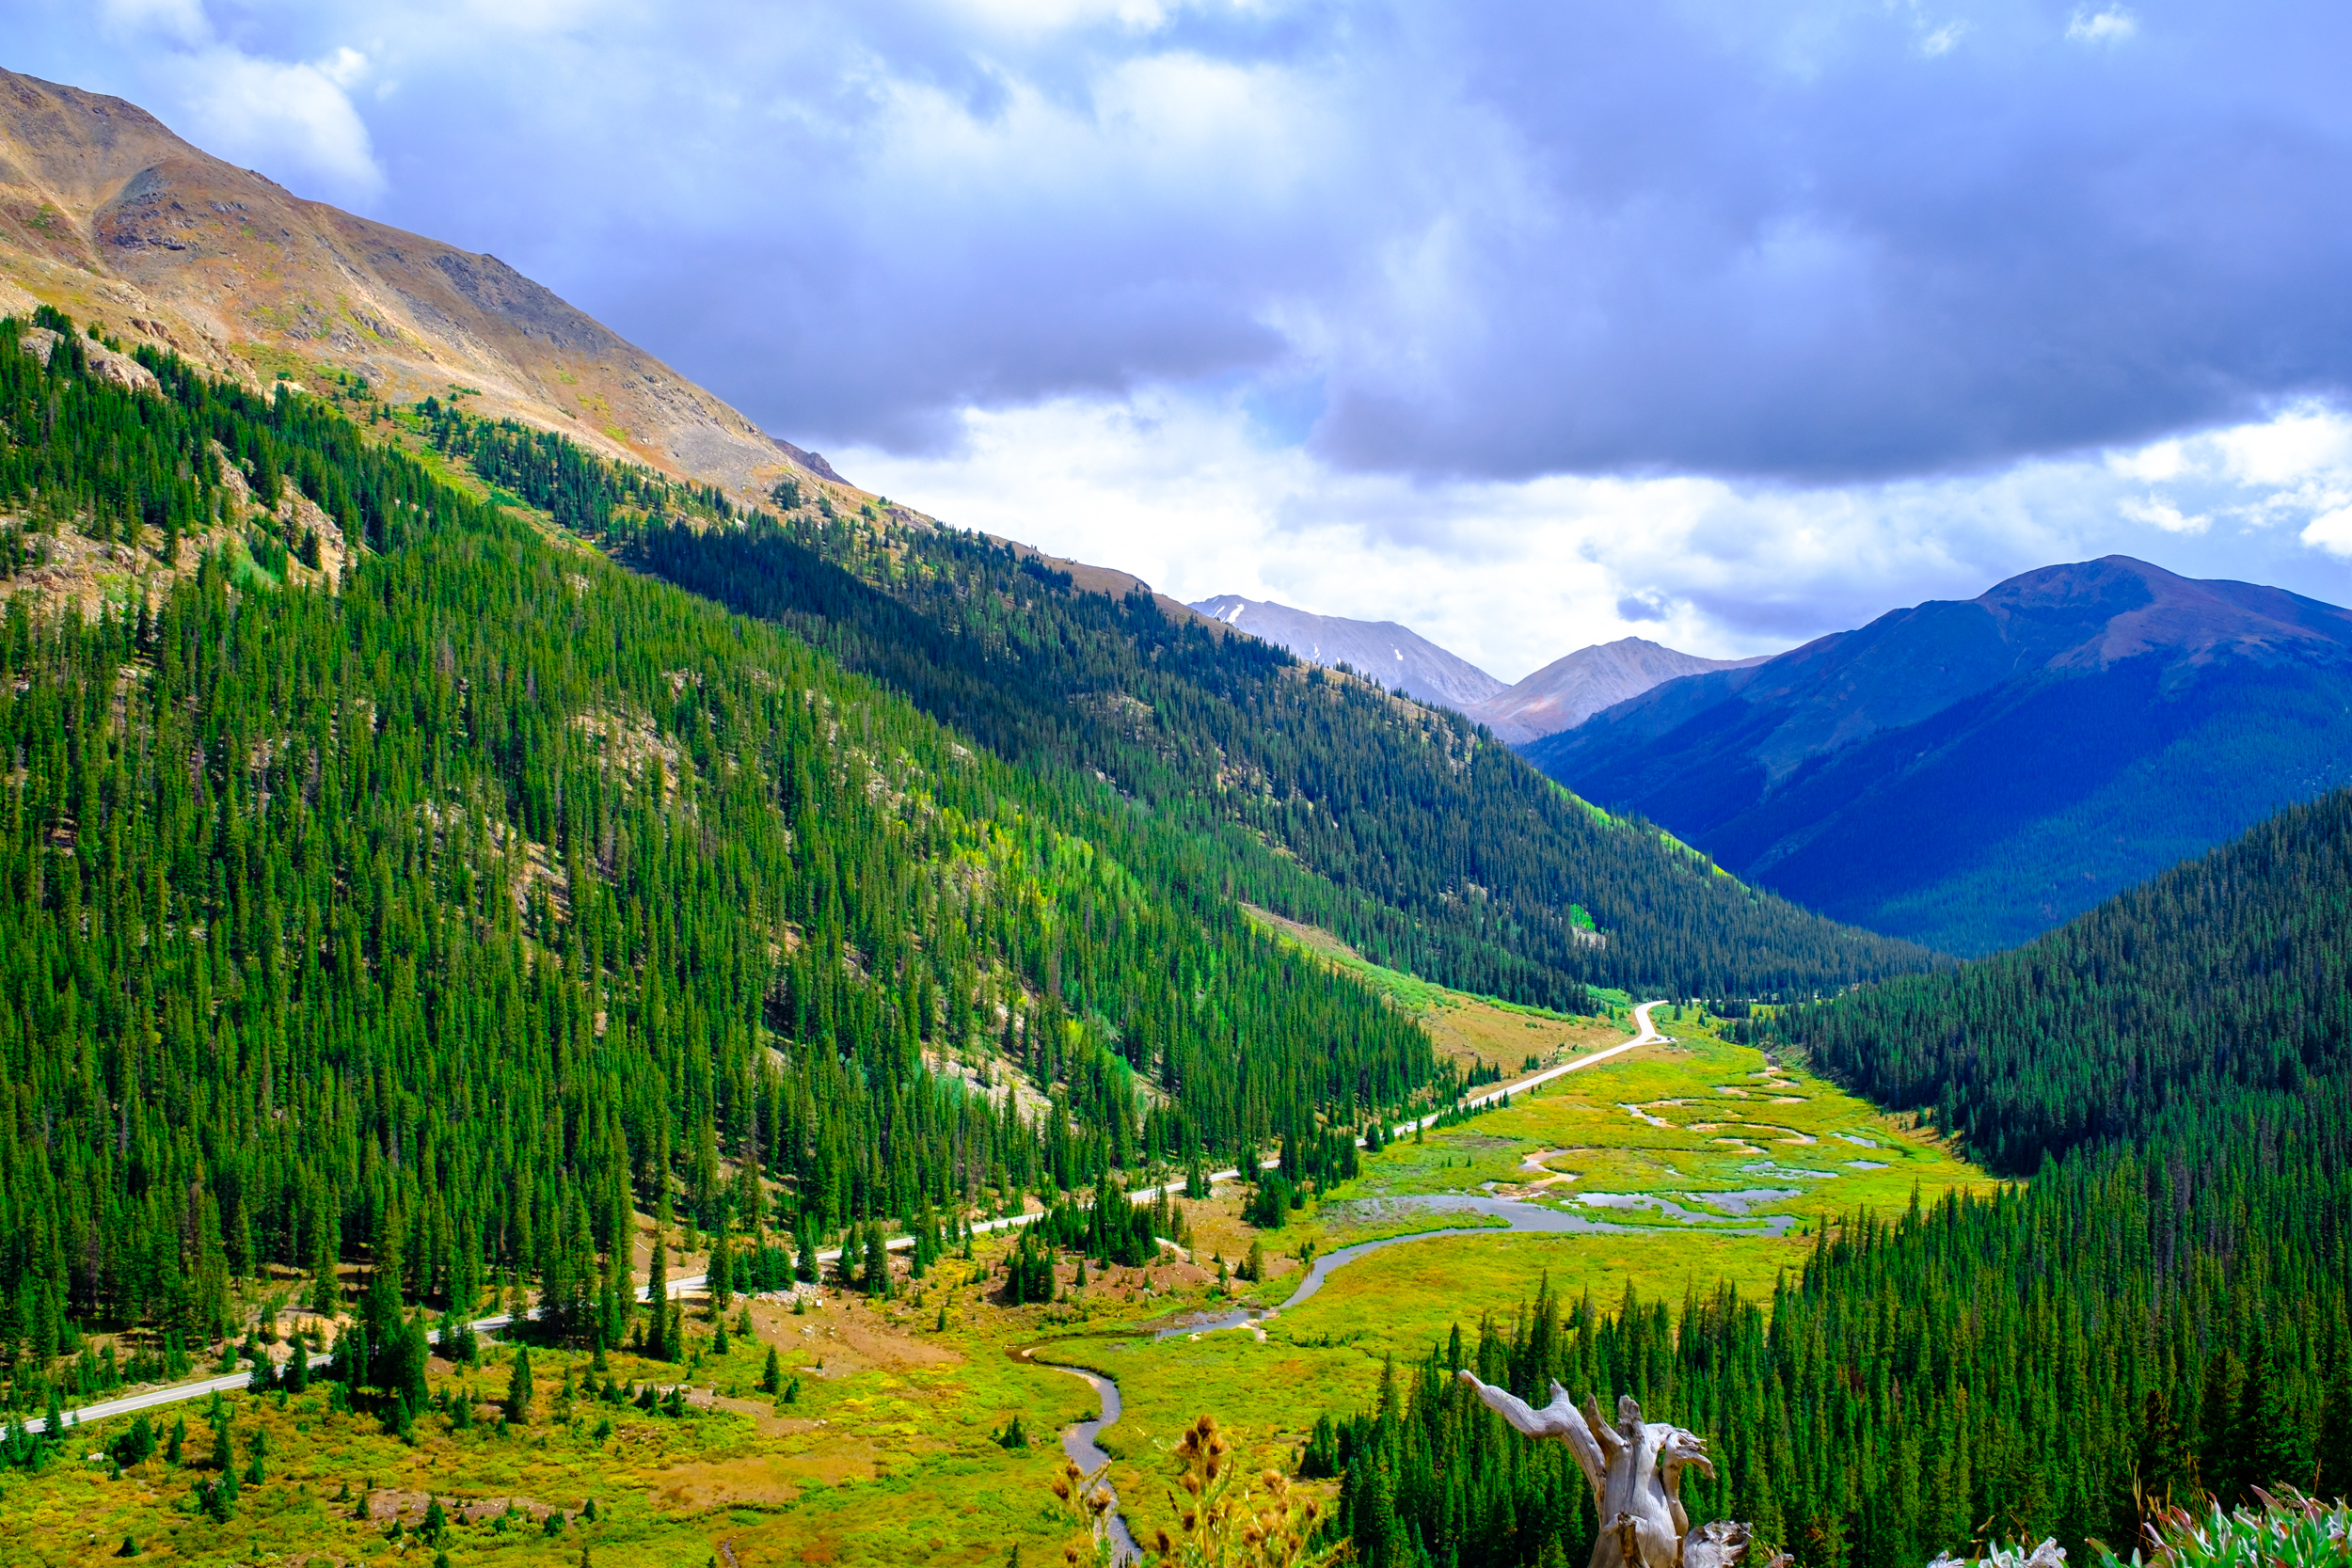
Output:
[2, 1002, 1994, 1567]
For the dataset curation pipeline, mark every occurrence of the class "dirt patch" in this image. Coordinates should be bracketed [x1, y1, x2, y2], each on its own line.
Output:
[652, 1443, 882, 1513]
[792, 1299, 965, 1373]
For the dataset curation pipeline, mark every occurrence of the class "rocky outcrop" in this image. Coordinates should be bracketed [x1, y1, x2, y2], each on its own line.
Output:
[16, 325, 159, 394]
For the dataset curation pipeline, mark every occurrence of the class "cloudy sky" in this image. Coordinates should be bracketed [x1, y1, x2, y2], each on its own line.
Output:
[15, 0, 2352, 677]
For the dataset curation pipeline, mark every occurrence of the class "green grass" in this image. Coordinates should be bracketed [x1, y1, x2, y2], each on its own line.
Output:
[3, 1278, 1114, 1567]
[1239, 903, 1586, 1020]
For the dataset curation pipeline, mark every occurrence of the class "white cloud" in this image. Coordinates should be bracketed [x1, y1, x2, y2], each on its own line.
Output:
[838, 393, 2352, 680]
[2305, 508, 2352, 559]
[165, 47, 384, 197]
[2106, 438, 2185, 482]
[97, 0, 208, 44]
[1919, 23, 1968, 56]
[943, 0, 1175, 33]
[2215, 405, 2352, 484]
[315, 45, 370, 89]
[2067, 8, 2138, 43]
[2120, 496, 2208, 535]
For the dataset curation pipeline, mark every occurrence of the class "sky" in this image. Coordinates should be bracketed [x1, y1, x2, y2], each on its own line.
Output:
[13, 0, 2352, 679]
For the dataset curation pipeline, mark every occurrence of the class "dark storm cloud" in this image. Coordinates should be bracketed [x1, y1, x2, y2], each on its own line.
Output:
[20, 0, 2352, 483]
[1308, 3, 2352, 482]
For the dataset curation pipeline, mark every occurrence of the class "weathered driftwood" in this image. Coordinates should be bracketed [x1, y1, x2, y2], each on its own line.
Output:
[1457, 1371, 1787, 1568]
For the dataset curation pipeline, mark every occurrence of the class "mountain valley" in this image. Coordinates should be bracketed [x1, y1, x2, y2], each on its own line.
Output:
[0, 63, 2347, 1568]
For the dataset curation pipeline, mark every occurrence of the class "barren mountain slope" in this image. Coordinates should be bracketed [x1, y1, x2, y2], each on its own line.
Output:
[0, 67, 798, 495]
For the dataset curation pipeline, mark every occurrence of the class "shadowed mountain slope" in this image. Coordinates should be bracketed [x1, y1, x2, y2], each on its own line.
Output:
[415, 411, 1937, 1001]
[1528, 555, 2352, 954]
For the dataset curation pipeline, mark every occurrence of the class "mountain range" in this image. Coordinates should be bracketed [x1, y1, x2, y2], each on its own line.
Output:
[1189, 594, 1756, 742]
[1464, 638, 1767, 742]
[13, 57, 2349, 971]
[0, 69, 1928, 1010]
[1189, 594, 1507, 706]
[1529, 555, 2352, 954]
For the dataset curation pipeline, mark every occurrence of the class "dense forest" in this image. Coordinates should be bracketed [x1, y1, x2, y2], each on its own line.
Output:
[0, 313, 1438, 1415]
[1794, 787, 2352, 1174]
[1319, 789, 2352, 1567]
[437, 411, 1937, 1006]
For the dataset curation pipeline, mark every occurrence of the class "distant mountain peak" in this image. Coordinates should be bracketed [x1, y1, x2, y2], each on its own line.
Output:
[1974, 554, 2352, 669]
[1466, 636, 1768, 744]
[1188, 595, 1505, 708]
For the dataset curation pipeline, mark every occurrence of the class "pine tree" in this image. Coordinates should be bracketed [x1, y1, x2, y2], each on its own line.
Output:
[503, 1347, 534, 1425]
[795, 1224, 819, 1285]
[644, 1230, 669, 1362]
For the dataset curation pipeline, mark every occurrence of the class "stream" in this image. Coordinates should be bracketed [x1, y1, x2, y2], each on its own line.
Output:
[1042, 1185, 1798, 1557]
[1152, 1187, 1794, 1339]
[1038, 1360, 1145, 1565]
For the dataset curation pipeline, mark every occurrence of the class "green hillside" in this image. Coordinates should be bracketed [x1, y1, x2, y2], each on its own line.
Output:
[432, 408, 1937, 1006]
[0, 312, 1432, 1380]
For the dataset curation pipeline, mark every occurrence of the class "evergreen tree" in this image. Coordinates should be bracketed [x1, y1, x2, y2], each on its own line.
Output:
[503, 1347, 534, 1425]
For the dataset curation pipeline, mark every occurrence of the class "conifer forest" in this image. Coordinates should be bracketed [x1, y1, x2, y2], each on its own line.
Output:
[0, 316, 1434, 1381]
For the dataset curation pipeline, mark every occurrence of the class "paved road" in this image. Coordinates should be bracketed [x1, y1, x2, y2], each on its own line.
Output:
[29, 1000, 1666, 1438]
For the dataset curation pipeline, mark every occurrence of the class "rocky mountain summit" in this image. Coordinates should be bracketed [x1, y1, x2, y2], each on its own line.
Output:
[1189, 595, 1765, 744]
[1466, 638, 1767, 743]
[0, 66, 803, 496]
[1191, 594, 1507, 707]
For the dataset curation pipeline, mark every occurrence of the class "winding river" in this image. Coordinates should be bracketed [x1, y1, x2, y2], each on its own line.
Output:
[1043, 1362, 1146, 1565]
[1041, 1187, 1748, 1558]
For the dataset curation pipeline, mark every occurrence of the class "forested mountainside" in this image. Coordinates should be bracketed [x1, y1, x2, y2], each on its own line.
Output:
[0, 311, 1435, 1363]
[1323, 790, 2352, 1568]
[1800, 786, 2352, 1174]
[1529, 557, 2352, 957]
[435, 411, 1934, 1006]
